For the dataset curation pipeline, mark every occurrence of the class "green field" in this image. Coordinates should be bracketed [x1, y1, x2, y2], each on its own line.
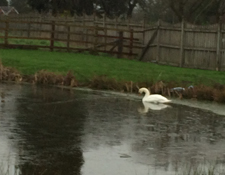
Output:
[0, 33, 66, 47]
[0, 48, 224, 86]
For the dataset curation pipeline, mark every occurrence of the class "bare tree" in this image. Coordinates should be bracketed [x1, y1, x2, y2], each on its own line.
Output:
[0, 0, 8, 6]
[96, 0, 139, 18]
[138, 0, 173, 22]
[138, 0, 225, 24]
[168, 0, 225, 23]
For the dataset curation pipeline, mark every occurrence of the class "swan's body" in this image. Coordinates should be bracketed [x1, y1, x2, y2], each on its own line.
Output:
[139, 88, 171, 103]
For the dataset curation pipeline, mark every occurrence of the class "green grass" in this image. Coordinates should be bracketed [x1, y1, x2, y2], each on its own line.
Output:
[0, 48, 225, 86]
[0, 33, 66, 47]
[0, 38, 66, 47]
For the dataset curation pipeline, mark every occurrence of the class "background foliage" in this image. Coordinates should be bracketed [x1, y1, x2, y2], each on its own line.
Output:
[6, 0, 225, 24]
[0, 0, 8, 6]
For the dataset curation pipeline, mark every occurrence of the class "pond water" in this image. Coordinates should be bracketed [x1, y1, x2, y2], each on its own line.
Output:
[0, 83, 225, 175]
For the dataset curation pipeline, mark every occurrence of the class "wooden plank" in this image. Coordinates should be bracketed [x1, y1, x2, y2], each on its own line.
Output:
[67, 25, 70, 52]
[7, 36, 51, 40]
[0, 19, 126, 32]
[159, 44, 217, 52]
[0, 44, 43, 49]
[184, 46, 216, 52]
[1, 19, 144, 34]
[103, 14, 106, 51]
[185, 28, 217, 33]
[3, 35, 142, 49]
[5, 27, 141, 42]
[4, 20, 9, 46]
[139, 28, 158, 61]
[142, 27, 158, 32]
[160, 26, 217, 33]
[156, 20, 161, 62]
[0, 43, 139, 56]
[129, 29, 134, 57]
[97, 34, 139, 41]
[117, 31, 123, 58]
[0, 19, 51, 25]
[93, 24, 98, 52]
[216, 21, 222, 71]
[180, 18, 185, 67]
[50, 21, 55, 51]
[98, 50, 138, 56]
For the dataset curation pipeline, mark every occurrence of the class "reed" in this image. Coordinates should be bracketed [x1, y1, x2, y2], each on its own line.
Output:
[177, 162, 225, 175]
[0, 61, 22, 82]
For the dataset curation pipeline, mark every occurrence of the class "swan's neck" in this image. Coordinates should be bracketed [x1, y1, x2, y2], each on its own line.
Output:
[143, 88, 150, 98]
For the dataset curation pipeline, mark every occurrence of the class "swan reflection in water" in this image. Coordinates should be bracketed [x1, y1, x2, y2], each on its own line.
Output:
[138, 101, 170, 114]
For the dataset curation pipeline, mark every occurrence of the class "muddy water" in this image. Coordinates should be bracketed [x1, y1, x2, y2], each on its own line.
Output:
[0, 83, 225, 175]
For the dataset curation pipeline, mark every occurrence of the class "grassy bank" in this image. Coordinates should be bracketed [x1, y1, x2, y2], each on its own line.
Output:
[1, 49, 225, 84]
[1, 49, 225, 102]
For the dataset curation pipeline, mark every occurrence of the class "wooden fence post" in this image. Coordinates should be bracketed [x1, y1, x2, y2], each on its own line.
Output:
[129, 29, 134, 58]
[83, 15, 86, 47]
[142, 16, 146, 45]
[216, 18, 222, 71]
[179, 18, 185, 67]
[156, 20, 161, 63]
[117, 31, 123, 58]
[93, 24, 98, 53]
[50, 21, 55, 51]
[142, 15, 146, 30]
[67, 24, 70, 52]
[93, 12, 96, 25]
[115, 17, 118, 29]
[27, 21, 31, 38]
[4, 19, 9, 46]
[127, 17, 130, 29]
[103, 14, 107, 51]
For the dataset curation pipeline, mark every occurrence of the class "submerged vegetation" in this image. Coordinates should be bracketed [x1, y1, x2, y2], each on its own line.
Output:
[1, 49, 225, 103]
[177, 162, 225, 175]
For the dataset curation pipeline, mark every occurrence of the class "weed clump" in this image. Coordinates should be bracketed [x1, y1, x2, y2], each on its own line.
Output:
[34, 70, 77, 86]
[90, 75, 123, 90]
[0, 62, 22, 82]
[34, 70, 64, 85]
[213, 89, 225, 103]
[189, 85, 214, 101]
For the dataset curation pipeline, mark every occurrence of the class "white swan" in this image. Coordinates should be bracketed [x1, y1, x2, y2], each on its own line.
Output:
[139, 87, 171, 103]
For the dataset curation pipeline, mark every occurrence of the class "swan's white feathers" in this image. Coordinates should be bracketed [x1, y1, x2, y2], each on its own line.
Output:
[139, 87, 171, 103]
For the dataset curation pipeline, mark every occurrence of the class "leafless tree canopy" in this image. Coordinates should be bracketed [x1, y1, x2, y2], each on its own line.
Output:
[138, 0, 225, 23]
[10, 0, 225, 23]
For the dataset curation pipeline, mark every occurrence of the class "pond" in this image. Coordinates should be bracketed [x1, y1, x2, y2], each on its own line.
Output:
[0, 83, 225, 175]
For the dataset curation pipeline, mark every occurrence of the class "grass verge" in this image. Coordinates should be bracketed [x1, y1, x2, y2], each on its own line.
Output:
[1, 49, 225, 102]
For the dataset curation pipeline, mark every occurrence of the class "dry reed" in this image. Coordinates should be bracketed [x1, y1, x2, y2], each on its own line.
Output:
[34, 70, 78, 86]
[0, 62, 22, 82]
[89, 75, 123, 91]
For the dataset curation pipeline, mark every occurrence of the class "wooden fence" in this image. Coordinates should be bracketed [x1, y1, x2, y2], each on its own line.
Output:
[0, 16, 145, 59]
[1, 15, 225, 71]
[141, 19, 225, 71]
